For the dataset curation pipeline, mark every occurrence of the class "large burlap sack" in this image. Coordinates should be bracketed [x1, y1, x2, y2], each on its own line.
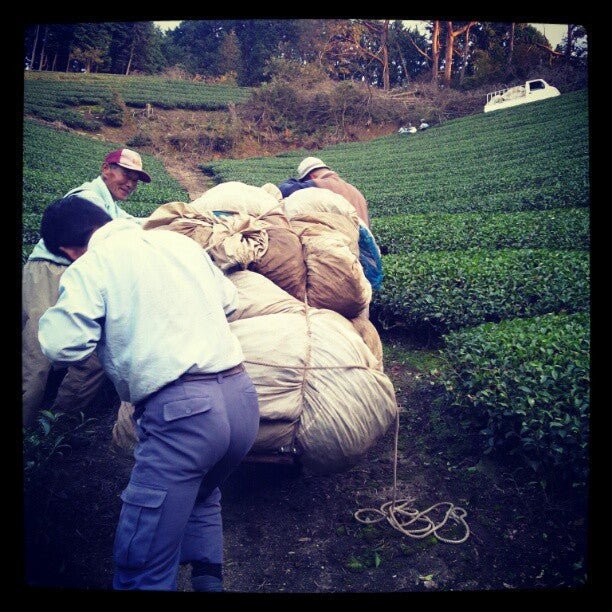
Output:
[291, 222, 371, 319]
[285, 187, 383, 294]
[284, 187, 360, 225]
[111, 271, 396, 474]
[144, 185, 370, 324]
[191, 181, 283, 219]
[227, 271, 397, 473]
[290, 212, 359, 257]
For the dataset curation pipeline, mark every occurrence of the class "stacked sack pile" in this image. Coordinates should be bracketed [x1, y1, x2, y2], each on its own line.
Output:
[112, 181, 397, 474]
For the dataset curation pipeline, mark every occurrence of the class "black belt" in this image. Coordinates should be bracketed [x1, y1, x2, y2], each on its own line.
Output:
[180, 363, 245, 382]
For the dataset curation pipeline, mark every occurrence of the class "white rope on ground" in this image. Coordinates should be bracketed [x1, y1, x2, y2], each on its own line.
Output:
[354, 410, 470, 544]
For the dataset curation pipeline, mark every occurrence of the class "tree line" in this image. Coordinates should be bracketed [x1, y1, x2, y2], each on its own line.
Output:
[24, 20, 588, 89]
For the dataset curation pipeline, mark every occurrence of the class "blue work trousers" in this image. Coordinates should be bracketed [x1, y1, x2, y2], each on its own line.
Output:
[112, 369, 259, 590]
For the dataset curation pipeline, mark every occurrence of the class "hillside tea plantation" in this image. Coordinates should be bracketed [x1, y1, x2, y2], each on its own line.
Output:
[22, 119, 188, 260]
[24, 72, 253, 131]
[203, 90, 589, 216]
[21, 81, 590, 484]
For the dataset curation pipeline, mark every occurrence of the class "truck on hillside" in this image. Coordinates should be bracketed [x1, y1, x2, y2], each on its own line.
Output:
[483, 79, 560, 113]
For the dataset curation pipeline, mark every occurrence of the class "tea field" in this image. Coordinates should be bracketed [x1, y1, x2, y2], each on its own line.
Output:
[202, 90, 591, 481]
[24, 72, 253, 131]
[203, 90, 589, 216]
[22, 119, 188, 261]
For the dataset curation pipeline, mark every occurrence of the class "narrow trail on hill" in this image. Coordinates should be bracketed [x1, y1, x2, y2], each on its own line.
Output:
[162, 158, 215, 201]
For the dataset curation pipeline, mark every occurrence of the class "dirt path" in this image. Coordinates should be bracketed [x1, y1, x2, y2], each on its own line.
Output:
[22, 362, 588, 592]
[162, 158, 215, 201]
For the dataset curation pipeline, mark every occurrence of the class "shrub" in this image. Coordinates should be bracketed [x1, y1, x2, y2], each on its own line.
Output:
[127, 132, 153, 147]
[372, 208, 590, 254]
[440, 312, 590, 485]
[373, 249, 590, 334]
[101, 91, 125, 127]
[241, 78, 405, 140]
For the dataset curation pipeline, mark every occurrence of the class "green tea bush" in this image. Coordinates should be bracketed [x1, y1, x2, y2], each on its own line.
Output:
[101, 91, 125, 127]
[440, 312, 590, 484]
[372, 209, 590, 254]
[373, 249, 590, 334]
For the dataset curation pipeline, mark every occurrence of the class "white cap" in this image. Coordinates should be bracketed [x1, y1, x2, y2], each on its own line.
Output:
[297, 157, 329, 180]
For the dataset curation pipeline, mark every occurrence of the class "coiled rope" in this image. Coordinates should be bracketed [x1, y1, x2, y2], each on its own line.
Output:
[354, 410, 470, 544]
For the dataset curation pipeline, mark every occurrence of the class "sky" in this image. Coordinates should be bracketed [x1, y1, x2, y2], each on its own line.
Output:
[154, 20, 570, 49]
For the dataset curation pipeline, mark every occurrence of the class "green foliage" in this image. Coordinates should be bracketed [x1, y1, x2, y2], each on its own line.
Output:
[373, 249, 589, 334]
[22, 119, 188, 250]
[372, 209, 590, 254]
[24, 72, 252, 131]
[23, 410, 97, 483]
[440, 312, 590, 484]
[101, 91, 125, 127]
[204, 90, 589, 216]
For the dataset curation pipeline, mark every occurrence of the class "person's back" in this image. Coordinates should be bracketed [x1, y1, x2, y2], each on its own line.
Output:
[40, 220, 242, 405]
[38, 199, 258, 591]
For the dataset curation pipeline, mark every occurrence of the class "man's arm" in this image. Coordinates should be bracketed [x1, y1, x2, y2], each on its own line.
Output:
[38, 256, 106, 368]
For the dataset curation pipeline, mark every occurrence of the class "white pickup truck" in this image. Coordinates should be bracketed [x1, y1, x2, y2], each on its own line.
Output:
[483, 79, 561, 113]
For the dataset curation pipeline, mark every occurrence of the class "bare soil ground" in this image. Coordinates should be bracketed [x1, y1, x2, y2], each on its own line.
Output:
[22, 343, 589, 593]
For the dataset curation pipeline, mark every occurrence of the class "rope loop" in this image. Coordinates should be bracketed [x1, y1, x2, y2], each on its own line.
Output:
[354, 411, 470, 545]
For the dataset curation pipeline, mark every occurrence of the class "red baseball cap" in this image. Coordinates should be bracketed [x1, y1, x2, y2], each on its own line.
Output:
[104, 149, 151, 183]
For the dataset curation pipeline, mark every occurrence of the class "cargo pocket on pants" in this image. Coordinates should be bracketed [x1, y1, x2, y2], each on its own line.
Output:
[114, 482, 167, 569]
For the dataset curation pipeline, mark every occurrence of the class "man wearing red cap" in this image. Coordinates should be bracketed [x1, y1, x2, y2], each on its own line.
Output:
[22, 149, 151, 428]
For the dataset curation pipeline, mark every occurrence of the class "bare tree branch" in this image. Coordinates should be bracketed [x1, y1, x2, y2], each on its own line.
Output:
[406, 31, 431, 61]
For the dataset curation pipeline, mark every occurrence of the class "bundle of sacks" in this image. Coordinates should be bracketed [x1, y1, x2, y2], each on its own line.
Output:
[112, 182, 397, 474]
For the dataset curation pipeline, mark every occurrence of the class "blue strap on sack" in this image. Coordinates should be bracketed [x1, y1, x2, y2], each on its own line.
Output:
[358, 224, 383, 291]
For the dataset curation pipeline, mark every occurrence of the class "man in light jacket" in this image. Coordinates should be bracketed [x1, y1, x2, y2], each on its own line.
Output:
[22, 149, 151, 428]
[37, 195, 259, 590]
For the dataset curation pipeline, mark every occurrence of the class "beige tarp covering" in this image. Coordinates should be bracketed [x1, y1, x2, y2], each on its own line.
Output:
[230, 272, 397, 473]
[113, 271, 397, 474]
[143, 202, 269, 272]
[284, 187, 360, 223]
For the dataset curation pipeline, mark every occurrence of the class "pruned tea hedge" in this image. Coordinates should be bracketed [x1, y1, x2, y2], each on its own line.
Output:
[373, 249, 589, 334]
[372, 209, 590, 254]
[440, 312, 590, 484]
